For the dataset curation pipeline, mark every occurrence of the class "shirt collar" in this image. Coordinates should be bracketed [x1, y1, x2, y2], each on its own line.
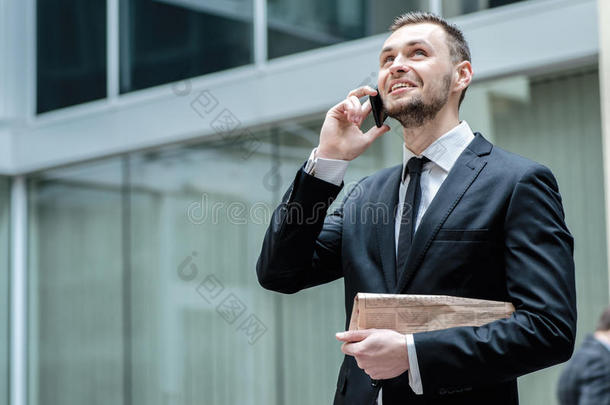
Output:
[401, 121, 475, 182]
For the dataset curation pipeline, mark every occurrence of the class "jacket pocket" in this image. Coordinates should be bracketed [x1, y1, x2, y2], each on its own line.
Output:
[435, 228, 489, 242]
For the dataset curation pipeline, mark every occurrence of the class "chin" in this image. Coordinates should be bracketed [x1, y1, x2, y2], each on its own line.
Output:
[386, 99, 415, 115]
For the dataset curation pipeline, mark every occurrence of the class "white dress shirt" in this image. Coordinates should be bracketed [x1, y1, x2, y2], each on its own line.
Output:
[305, 121, 475, 399]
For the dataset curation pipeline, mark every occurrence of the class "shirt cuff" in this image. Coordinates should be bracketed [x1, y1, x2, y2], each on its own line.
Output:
[406, 334, 423, 395]
[304, 147, 349, 186]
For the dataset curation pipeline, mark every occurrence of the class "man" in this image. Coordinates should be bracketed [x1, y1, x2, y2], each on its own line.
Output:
[257, 11, 576, 404]
[558, 306, 610, 404]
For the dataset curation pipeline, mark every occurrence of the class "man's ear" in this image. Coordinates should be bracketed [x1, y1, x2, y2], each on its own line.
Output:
[454, 60, 473, 92]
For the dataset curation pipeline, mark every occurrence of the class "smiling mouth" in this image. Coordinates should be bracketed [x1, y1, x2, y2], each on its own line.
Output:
[390, 82, 417, 93]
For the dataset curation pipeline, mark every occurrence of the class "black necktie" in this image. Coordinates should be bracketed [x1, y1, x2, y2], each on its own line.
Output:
[396, 156, 430, 281]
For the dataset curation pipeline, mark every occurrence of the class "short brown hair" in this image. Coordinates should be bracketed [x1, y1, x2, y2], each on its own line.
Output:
[389, 12, 471, 106]
[596, 306, 610, 331]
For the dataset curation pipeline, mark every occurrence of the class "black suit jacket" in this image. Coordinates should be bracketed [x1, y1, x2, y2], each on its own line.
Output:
[557, 334, 610, 405]
[257, 134, 577, 404]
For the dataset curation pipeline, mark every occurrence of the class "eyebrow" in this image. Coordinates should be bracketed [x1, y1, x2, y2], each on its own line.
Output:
[379, 40, 432, 57]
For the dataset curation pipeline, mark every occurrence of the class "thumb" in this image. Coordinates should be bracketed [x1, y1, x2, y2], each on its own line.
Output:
[335, 329, 376, 342]
[364, 124, 391, 143]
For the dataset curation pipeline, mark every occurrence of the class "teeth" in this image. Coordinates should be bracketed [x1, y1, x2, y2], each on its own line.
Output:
[391, 82, 414, 92]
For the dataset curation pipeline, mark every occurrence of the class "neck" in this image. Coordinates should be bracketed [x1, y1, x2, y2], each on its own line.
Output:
[402, 107, 460, 155]
[594, 330, 610, 344]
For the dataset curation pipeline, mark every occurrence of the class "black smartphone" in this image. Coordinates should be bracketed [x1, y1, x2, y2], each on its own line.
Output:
[369, 88, 388, 128]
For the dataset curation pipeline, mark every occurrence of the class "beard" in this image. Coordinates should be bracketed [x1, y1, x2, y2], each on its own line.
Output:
[385, 73, 452, 128]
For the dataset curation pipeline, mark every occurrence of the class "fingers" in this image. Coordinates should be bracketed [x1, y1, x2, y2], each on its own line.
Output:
[343, 86, 377, 125]
[361, 99, 372, 117]
[352, 97, 373, 118]
[340, 342, 373, 377]
[343, 97, 374, 126]
[341, 340, 365, 357]
[347, 85, 378, 99]
[332, 86, 378, 126]
[345, 96, 358, 123]
[335, 329, 376, 342]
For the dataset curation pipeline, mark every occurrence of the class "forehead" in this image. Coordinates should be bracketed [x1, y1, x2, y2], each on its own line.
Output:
[382, 22, 449, 53]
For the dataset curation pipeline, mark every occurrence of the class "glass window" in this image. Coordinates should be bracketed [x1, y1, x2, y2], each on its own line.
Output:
[28, 160, 125, 405]
[120, 0, 253, 93]
[127, 135, 277, 405]
[0, 178, 8, 405]
[36, 0, 107, 114]
[268, 0, 428, 59]
[442, 0, 528, 18]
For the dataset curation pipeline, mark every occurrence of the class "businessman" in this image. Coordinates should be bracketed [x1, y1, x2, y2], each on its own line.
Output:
[257, 11, 576, 404]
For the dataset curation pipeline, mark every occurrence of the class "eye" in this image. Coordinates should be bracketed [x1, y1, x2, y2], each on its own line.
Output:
[413, 49, 427, 57]
[382, 55, 395, 65]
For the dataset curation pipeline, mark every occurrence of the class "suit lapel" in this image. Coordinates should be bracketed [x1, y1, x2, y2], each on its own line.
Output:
[394, 133, 492, 293]
[374, 164, 402, 291]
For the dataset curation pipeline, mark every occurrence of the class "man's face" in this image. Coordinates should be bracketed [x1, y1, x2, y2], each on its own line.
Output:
[378, 23, 456, 128]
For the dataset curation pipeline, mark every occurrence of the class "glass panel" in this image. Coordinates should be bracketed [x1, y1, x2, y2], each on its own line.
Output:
[120, 0, 253, 93]
[268, 0, 428, 59]
[36, 0, 106, 113]
[28, 160, 125, 405]
[128, 135, 276, 404]
[0, 178, 9, 405]
[442, 0, 528, 18]
[460, 68, 606, 403]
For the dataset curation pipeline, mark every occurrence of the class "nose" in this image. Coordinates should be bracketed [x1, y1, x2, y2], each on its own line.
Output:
[389, 54, 410, 75]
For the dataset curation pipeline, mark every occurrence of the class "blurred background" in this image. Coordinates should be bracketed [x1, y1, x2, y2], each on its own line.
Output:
[0, 0, 608, 404]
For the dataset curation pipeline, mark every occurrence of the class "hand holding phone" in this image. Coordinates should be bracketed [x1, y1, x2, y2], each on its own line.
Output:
[317, 86, 390, 161]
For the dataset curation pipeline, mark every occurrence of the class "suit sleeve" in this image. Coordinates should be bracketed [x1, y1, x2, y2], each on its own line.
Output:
[412, 164, 577, 394]
[256, 165, 356, 294]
